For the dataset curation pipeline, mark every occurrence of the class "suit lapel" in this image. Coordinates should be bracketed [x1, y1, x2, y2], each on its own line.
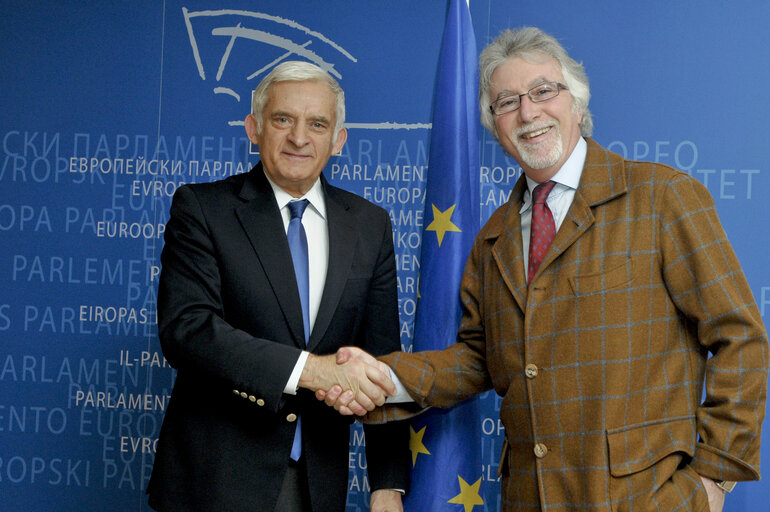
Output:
[491, 139, 627, 308]
[308, 178, 355, 351]
[543, 139, 627, 269]
[234, 165, 306, 348]
[490, 177, 529, 311]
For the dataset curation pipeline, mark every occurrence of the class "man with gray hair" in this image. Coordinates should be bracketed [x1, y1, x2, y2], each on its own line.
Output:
[147, 61, 409, 512]
[321, 27, 768, 512]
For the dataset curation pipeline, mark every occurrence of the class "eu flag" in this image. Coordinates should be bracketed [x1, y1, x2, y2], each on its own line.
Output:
[403, 0, 483, 510]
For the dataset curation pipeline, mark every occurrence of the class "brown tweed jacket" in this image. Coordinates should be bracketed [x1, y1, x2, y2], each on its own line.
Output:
[378, 139, 768, 511]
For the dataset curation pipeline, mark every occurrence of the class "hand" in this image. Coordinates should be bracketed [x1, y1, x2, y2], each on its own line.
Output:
[370, 489, 403, 512]
[699, 475, 725, 512]
[315, 347, 391, 415]
[315, 383, 361, 416]
[299, 347, 395, 415]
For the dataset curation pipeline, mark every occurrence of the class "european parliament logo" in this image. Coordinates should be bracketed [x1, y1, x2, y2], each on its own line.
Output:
[181, 7, 357, 129]
[181, 7, 429, 140]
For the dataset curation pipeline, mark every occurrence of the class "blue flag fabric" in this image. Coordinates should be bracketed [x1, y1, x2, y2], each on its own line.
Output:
[403, 0, 483, 511]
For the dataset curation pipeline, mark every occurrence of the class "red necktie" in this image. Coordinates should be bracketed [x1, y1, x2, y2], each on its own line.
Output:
[528, 181, 557, 283]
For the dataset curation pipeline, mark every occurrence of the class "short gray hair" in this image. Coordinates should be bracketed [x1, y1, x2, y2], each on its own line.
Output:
[251, 61, 346, 143]
[479, 27, 593, 139]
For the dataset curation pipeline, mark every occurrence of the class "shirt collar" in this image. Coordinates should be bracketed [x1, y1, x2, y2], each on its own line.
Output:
[521, 137, 587, 211]
[264, 172, 327, 220]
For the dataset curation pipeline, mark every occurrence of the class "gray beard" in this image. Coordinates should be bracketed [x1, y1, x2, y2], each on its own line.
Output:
[513, 124, 563, 170]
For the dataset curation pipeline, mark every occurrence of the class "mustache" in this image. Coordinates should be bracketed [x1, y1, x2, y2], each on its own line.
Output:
[514, 120, 559, 138]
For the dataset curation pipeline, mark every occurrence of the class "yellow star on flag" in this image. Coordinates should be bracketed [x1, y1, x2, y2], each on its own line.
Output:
[447, 476, 484, 512]
[425, 203, 461, 247]
[409, 425, 431, 466]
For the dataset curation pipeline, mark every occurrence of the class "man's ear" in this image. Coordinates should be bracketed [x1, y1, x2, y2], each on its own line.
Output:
[244, 114, 260, 145]
[332, 127, 347, 155]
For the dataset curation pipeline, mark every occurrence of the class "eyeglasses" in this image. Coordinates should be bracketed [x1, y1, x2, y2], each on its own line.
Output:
[489, 81, 568, 116]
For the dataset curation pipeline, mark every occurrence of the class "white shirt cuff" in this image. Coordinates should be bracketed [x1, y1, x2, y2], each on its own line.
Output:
[283, 350, 310, 395]
[385, 367, 415, 403]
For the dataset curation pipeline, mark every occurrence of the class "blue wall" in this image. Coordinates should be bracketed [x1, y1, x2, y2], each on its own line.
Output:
[1, 1, 768, 510]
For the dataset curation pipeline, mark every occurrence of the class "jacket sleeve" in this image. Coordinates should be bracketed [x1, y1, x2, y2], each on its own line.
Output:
[660, 173, 768, 482]
[367, 232, 493, 423]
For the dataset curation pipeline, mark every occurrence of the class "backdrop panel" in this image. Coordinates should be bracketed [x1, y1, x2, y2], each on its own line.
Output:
[1, 1, 767, 510]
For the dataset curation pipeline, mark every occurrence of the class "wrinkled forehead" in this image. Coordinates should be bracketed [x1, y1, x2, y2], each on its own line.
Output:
[264, 80, 337, 115]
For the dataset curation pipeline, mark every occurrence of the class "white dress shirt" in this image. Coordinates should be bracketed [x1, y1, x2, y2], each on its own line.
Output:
[264, 173, 328, 395]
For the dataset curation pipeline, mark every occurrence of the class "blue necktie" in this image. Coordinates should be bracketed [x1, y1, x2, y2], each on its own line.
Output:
[287, 199, 309, 461]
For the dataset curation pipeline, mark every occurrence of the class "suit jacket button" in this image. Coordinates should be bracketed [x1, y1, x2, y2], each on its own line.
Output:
[233, 389, 240, 395]
[534, 443, 548, 458]
[240, 392, 248, 399]
[256, 399, 265, 406]
[525, 364, 539, 379]
[248, 395, 256, 402]
[286, 413, 298, 423]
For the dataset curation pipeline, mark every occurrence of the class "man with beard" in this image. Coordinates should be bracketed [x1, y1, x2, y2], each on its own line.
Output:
[319, 27, 768, 512]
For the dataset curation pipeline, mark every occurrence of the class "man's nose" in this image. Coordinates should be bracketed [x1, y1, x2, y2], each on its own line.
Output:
[517, 95, 541, 123]
[288, 122, 309, 145]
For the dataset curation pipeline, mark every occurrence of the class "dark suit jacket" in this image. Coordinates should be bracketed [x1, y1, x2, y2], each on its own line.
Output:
[147, 164, 409, 512]
[377, 139, 767, 511]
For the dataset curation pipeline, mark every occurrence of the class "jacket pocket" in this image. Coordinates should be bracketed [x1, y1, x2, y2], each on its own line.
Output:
[607, 416, 696, 476]
[569, 257, 634, 295]
[606, 416, 702, 512]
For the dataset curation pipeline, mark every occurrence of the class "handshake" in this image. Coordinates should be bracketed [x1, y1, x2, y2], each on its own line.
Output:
[300, 347, 397, 416]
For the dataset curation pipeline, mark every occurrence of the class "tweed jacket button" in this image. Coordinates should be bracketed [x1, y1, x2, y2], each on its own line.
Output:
[286, 413, 298, 422]
[256, 398, 265, 406]
[534, 443, 548, 458]
[525, 364, 539, 379]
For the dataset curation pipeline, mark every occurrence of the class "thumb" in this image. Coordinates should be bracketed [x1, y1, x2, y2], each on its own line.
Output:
[336, 346, 353, 364]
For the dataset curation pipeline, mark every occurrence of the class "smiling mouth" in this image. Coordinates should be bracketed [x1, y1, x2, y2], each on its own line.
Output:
[520, 126, 552, 140]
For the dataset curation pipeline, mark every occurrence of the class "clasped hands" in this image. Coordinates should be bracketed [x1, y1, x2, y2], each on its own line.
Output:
[300, 347, 390, 416]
